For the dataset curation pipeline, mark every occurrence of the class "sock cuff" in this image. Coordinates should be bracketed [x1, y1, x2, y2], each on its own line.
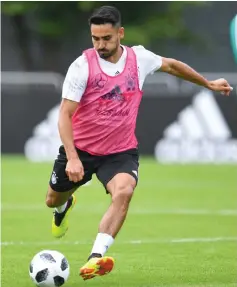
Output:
[98, 233, 114, 240]
[90, 232, 114, 257]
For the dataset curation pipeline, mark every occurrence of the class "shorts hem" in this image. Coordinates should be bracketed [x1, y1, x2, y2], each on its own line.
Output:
[49, 182, 77, 193]
[101, 171, 138, 194]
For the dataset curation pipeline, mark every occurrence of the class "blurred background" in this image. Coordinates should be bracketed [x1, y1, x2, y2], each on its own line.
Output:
[1, 1, 237, 162]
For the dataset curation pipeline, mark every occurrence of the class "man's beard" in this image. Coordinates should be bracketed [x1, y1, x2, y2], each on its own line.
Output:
[98, 46, 118, 59]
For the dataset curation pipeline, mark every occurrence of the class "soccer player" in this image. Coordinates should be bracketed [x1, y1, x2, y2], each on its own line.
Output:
[45, 5, 233, 280]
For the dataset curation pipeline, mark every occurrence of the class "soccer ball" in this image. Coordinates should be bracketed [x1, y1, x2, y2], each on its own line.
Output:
[29, 250, 70, 287]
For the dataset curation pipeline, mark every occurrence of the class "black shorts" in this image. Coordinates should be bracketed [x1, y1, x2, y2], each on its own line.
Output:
[49, 146, 139, 193]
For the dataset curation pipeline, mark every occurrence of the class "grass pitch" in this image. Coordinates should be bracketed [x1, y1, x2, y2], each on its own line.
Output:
[1, 156, 237, 287]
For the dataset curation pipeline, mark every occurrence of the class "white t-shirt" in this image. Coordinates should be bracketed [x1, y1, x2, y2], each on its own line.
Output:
[62, 45, 162, 102]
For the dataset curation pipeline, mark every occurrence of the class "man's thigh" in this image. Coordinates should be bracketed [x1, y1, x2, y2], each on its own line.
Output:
[96, 149, 139, 192]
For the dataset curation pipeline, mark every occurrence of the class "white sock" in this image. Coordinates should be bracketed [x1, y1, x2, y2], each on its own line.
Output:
[90, 233, 114, 257]
[55, 202, 67, 213]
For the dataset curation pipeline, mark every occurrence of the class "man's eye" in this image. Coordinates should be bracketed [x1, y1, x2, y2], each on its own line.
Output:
[103, 36, 111, 41]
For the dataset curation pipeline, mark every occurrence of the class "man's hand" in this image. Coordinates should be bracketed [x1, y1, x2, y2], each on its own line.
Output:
[66, 158, 84, 182]
[208, 78, 233, 96]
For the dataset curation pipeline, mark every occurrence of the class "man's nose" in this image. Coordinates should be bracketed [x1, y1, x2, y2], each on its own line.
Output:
[98, 41, 105, 50]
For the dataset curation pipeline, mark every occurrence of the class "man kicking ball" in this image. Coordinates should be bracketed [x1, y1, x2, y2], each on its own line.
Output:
[45, 5, 233, 280]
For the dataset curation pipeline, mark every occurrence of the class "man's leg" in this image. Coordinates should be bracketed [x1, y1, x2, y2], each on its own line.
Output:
[46, 145, 79, 239]
[96, 172, 136, 237]
[46, 145, 93, 238]
[46, 186, 76, 208]
[80, 172, 137, 280]
[46, 186, 77, 238]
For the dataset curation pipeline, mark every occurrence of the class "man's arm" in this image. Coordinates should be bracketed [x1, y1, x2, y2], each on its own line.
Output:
[58, 55, 88, 182]
[58, 98, 78, 160]
[58, 98, 84, 182]
[160, 57, 233, 96]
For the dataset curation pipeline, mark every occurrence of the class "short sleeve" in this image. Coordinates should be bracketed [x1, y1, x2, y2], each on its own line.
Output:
[62, 54, 89, 102]
[132, 45, 162, 76]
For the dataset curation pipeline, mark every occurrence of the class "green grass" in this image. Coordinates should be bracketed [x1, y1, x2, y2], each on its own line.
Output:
[1, 155, 237, 287]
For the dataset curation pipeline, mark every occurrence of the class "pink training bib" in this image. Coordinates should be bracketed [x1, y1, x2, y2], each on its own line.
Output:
[72, 46, 143, 155]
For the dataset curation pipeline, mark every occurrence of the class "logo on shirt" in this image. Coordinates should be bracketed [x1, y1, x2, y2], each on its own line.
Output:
[101, 85, 124, 101]
[92, 73, 108, 90]
[125, 66, 137, 91]
[125, 74, 136, 91]
[96, 85, 130, 117]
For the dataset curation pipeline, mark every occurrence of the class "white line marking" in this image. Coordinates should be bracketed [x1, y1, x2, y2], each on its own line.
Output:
[1, 237, 237, 246]
[1, 204, 237, 216]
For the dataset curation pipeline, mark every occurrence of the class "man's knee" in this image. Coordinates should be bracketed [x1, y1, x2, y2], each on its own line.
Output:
[111, 184, 134, 205]
[46, 186, 77, 208]
[107, 173, 136, 204]
[45, 195, 58, 208]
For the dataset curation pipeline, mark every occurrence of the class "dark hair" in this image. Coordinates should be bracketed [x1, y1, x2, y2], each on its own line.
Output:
[89, 6, 121, 27]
